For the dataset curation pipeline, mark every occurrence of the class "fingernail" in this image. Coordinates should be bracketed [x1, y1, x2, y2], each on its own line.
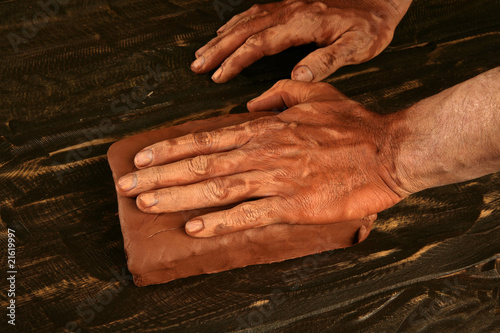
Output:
[191, 56, 205, 70]
[118, 174, 137, 191]
[135, 149, 152, 167]
[195, 47, 206, 58]
[248, 97, 258, 104]
[357, 225, 368, 243]
[186, 220, 204, 233]
[138, 192, 159, 208]
[293, 66, 313, 82]
[212, 67, 223, 81]
[217, 26, 226, 34]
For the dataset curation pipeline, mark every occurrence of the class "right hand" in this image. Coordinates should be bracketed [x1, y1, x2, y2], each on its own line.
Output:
[191, 0, 411, 83]
[117, 80, 404, 237]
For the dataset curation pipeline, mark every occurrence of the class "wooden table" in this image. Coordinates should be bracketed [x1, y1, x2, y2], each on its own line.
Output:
[1, 0, 499, 332]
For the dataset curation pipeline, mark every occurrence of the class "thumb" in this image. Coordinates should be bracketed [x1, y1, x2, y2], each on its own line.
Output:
[247, 80, 331, 112]
[292, 34, 360, 82]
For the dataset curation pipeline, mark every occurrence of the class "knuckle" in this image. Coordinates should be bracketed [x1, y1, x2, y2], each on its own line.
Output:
[242, 205, 261, 221]
[233, 17, 254, 36]
[232, 204, 261, 227]
[315, 81, 334, 91]
[249, 116, 285, 133]
[287, 0, 304, 9]
[272, 167, 294, 181]
[187, 155, 210, 176]
[151, 167, 165, 186]
[286, 1, 312, 19]
[271, 79, 292, 91]
[229, 13, 242, 23]
[315, 82, 339, 96]
[260, 142, 285, 159]
[223, 204, 262, 230]
[245, 34, 264, 48]
[357, 14, 383, 36]
[203, 177, 228, 201]
[193, 131, 214, 153]
[310, 1, 327, 11]
[366, 20, 381, 36]
[250, 4, 262, 11]
[317, 50, 338, 70]
[299, 2, 327, 20]
[342, 39, 366, 63]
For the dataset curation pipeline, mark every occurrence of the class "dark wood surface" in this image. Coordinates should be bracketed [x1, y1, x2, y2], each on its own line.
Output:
[1, 0, 499, 332]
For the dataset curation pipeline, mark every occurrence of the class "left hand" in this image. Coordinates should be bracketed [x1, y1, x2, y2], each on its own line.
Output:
[117, 80, 406, 237]
[191, 0, 410, 83]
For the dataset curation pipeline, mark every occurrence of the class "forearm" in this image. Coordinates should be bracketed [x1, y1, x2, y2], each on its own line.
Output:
[393, 67, 500, 194]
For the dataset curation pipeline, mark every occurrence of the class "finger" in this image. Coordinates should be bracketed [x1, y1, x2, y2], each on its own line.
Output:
[216, 4, 272, 36]
[247, 92, 289, 113]
[292, 32, 366, 82]
[117, 149, 252, 197]
[132, 116, 285, 169]
[211, 24, 316, 83]
[133, 125, 250, 169]
[191, 12, 275, 73]
[185, 197, 285, 237]
[247, 79, 336, 112]
[136, 171, 277, 213]
[357, 214, 376, 243]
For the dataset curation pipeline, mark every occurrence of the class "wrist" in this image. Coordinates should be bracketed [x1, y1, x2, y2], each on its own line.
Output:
[389, 68, 500, 195]
[387, 104, 443, 195]
[376, 111, 415, 198]
[388, 100, 476, 195]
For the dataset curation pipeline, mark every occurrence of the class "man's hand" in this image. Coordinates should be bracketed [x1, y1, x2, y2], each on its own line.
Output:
[191, 0, 412, 83]
[117, 68, 500, 237]
[117, 80, 405, 237]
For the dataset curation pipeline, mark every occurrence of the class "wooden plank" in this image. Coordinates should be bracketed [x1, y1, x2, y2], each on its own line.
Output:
[0, 0, 499, 332]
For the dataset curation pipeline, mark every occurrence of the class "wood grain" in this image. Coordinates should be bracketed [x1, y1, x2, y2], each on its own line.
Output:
[0, 0, 499, 332]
